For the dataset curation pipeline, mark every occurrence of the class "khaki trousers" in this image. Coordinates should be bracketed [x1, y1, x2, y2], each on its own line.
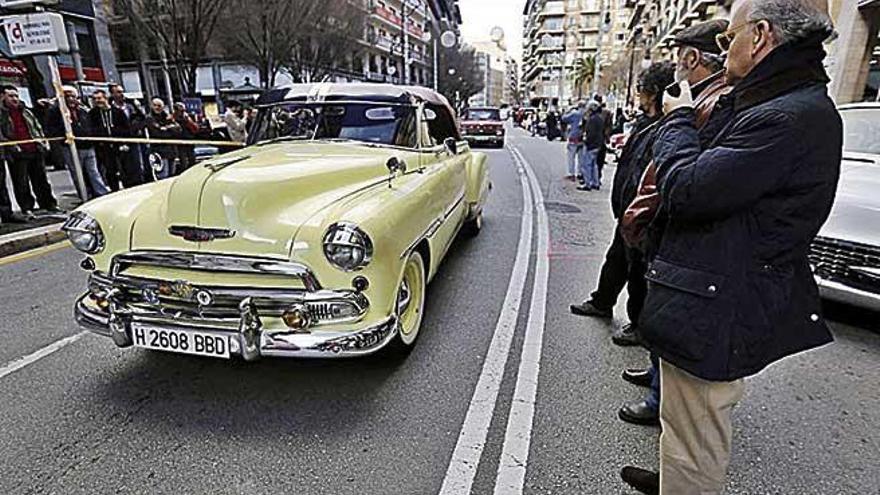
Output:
[659, 359, 745, 495]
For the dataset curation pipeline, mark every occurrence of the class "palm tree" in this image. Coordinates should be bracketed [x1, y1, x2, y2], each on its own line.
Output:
[571, 55, 596, 100]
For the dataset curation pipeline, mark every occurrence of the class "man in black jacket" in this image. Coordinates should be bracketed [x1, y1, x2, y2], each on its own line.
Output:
[570, 62, 674, 347]
[622, 1, 839, 493]
[89, 89, 139, 190]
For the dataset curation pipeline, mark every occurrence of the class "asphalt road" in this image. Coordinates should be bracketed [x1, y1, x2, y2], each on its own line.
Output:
[1, 128, 878, 494]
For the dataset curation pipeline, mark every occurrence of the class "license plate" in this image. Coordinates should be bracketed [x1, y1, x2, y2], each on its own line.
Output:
[132, 323, 231, 359]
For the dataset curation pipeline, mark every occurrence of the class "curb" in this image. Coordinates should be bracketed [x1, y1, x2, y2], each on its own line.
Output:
[0, 223, 67, 258]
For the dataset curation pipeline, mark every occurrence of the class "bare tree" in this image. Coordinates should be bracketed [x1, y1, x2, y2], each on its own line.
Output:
[216, 0, 305, 89]
[438, 44, 484, 111]
[283, 0, 366, 83]
[119, 0, 229, 95]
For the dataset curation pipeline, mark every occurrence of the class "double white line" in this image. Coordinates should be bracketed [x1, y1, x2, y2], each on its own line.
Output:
[440, 144, 551, 495]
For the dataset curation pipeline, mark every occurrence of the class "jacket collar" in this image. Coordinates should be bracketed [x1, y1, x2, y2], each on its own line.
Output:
[732, 34, 830, 112]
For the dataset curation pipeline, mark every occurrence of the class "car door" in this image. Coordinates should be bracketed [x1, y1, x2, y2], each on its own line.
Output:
[418, 104, 468, 267]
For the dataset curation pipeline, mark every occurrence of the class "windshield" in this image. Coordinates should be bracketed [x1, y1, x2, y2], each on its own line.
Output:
[840, 108, 880, 156]
[251, 103, 417, 147]
[465, 108, 501, 121]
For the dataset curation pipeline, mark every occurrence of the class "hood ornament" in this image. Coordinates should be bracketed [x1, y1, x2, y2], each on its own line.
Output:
[169, 226, 236, 242]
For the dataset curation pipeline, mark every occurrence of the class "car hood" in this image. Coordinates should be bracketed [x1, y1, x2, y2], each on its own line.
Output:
[130, 142, 393, 258]
[818, 153, 880, 247]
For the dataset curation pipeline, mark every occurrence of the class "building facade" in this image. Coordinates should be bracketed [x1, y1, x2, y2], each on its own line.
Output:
[827, 0, 879, 103]
[470, 40, 515, 107]
[0, 0, 118, 105]
[521, 0, 605, 108]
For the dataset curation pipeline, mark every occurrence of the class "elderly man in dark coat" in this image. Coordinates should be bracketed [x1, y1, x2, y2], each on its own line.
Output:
[620, 0, 841, 494]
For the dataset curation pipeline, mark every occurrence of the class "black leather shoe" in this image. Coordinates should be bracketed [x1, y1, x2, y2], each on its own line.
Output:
[620, 466, 659, 495]
[622, 368, 652, 388]
[611, 323, 641, 346]
[569, 300, 613, 318]
[618, 400, 660, 426]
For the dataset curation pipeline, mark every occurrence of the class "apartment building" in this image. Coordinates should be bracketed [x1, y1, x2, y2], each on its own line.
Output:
[470, 40, 517, 107]
[827, 0, 879, 102]
[522, 0, 606, 107]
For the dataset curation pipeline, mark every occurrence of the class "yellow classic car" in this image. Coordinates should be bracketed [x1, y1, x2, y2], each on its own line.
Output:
[63, 83, 490, 360]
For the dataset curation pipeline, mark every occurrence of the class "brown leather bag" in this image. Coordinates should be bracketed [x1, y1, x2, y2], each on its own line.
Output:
[620, 76, 731, 248]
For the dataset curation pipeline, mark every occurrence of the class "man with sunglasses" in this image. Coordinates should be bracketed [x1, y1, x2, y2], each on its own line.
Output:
[623, 1, 840, 494]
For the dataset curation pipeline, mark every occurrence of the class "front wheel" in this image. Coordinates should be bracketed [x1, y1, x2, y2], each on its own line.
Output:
[386, 251, 427, 355]
[462, 211, 483, 237]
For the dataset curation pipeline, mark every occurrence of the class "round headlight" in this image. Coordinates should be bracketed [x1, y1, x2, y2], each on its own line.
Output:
[62, 212, 105, 254]
[323, 223, 373, 272]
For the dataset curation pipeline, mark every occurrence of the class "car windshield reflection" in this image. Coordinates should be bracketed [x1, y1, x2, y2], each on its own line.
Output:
[464, 109, 501, 121]
[252, 103, 417, 148]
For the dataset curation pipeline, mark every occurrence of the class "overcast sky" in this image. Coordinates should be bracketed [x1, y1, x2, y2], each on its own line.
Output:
[458, 0, 528, 62]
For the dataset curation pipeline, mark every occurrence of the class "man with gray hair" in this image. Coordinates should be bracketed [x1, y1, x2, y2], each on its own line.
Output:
[620, 0, 839, 493]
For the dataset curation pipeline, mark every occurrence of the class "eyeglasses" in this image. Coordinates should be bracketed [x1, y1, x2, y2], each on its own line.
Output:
[715, 21, 755, 53]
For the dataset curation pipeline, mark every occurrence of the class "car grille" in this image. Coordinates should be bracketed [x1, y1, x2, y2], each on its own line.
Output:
[464, 125, 501, 136]
[809, 236, 880, 294]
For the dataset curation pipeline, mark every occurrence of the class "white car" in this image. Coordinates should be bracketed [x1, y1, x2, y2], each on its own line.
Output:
[809, 103, 880, 311]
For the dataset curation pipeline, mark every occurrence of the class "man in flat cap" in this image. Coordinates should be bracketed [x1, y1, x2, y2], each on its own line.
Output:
[617, 18, 732, 433]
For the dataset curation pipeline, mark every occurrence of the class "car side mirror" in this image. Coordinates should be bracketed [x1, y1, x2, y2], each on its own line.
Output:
[444, 137, 457, 155]
[386, 157, 407, 188]
[386, 156, 407, 175]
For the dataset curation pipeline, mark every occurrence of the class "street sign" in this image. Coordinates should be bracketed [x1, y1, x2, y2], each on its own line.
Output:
[2, 12, 69, 56]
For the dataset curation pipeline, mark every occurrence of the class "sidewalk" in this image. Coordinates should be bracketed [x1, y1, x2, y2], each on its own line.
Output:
[0, 166, 79, 256]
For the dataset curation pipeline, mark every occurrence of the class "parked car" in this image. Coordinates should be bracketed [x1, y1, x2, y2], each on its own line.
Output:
[809, 102, 880, 311]
[63, 83, 491, 360]
[461, 107, 505, 148]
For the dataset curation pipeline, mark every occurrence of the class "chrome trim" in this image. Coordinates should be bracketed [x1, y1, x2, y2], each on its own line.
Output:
[111, 251, 322, 291]
[74, 293, 398, 359]
[815, 276, 880, 311]
[62, 212, 106, 254]
[322, 222, 374, 272]
[169, 226, 237, 242]
[88, 271, 368, 326]
[402, 192, 466, 259]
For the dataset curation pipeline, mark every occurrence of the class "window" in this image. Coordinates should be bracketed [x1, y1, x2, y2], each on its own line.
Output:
[57, 18, 100, 68]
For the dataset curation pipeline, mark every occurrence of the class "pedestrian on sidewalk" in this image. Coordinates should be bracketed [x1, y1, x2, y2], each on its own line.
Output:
[172, 102, 199, 173]
[0, 86, 60, 215]
[576, 100, 605, 191]
[615, 20, 731, 439]
[560, 102, 586, 182]
[222, 100, 248, 144]
[109, 84, 149, 183]
[89, 89, 138, 191]
[47, 86, 110, 200]
[569, 62, 674, 345]
[595, 94, 613, 182]
[623, 1, 839, 493]
[145, 98, 182, 179]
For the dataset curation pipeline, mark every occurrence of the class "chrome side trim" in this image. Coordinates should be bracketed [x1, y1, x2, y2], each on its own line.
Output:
[401, 192, 466, 259]
[111, 251, 322, 291]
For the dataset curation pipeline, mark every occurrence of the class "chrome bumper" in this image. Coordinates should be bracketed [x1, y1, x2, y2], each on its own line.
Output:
[815, 276, 880, 312]
[75, 293, 399, 359]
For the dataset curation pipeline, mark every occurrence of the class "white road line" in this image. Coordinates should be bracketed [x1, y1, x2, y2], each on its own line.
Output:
[494, 146, 551, 495]
[439, 145, 536, 495]
[0, 331, 88, 381]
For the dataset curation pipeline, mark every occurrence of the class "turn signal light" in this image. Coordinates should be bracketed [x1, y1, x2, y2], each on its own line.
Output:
[282, 305, 312, 331]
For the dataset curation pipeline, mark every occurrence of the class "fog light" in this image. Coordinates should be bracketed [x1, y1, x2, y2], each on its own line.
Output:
[282, 305, 312, 331]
